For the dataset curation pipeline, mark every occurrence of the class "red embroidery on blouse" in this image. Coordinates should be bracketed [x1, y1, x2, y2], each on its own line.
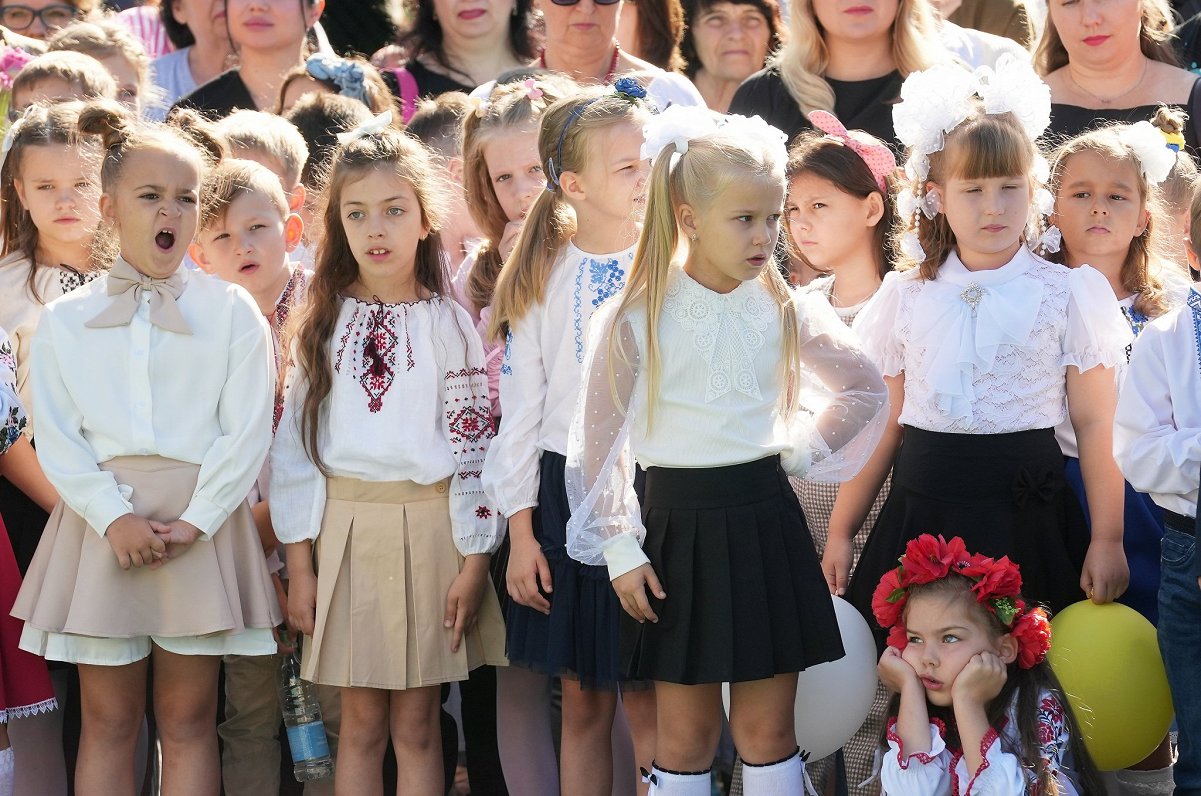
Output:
[475, 506, 492, 519]
[885, 717, 940, 770]
[360, 305, 398, 413]
[334, 304, 360, 373]
[961, 726, 1001, 796]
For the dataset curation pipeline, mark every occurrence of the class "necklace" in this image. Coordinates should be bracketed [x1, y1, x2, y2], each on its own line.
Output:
[539, 44, 621, 84]
[1067, 58, 1149, 106]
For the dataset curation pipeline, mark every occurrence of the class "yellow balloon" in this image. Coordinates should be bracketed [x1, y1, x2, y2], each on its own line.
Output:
[1048, 601, 1174, 771]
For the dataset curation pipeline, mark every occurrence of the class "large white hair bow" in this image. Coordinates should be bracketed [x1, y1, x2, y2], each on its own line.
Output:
[641, 105, 720, 164]
[1117, 120, 1177, 184]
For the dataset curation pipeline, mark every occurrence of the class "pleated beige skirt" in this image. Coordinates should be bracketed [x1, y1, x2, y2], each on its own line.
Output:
[12, 456, 280, 639]
[303, 477, 507, 690]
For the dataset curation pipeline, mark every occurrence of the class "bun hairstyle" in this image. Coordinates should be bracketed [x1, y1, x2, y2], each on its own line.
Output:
[0, 101, 99, 302]
[79, 100, 223, 190]
[293, 126, 449, 473]
[1151, 106, 1199, 218]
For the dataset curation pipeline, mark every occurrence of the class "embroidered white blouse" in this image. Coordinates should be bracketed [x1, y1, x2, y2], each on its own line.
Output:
[566, 267, 888, 579]
[482, 241, 635, 518]
[881, 691, 1082, 796]
[0, 251, 103, 437]
[30, 266, 275, 539]
[1114, 288, 1201, 518]
[853, 248, 1131, 434]
[0, 327, 24, 456]
[270, 295, 502, 554]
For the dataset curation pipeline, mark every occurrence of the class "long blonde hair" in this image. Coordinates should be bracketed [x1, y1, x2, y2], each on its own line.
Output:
[770, 0, 936, 117]
[488, 89, 649, 340]
[1034, 0, 1177, 75]
[612, 130, 798, 424]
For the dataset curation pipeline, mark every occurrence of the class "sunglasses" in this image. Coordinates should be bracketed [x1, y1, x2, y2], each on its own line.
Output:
[0, 4, 80, 32]
[548, 0, 622, 7]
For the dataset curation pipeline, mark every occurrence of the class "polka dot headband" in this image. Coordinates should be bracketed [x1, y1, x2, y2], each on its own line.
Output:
[809, 110, 895, 194]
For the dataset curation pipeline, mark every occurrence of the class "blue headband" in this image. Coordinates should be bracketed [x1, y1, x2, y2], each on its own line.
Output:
[545, 77, 648, 191]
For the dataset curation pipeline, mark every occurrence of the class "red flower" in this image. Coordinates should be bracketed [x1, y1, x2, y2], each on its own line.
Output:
[872, 567, 908, 629]
[902, 534, 961, 585]
[969, 556, 1023, 603]
[1011, 607, 1051, 669]
[887, 623, 909, 652]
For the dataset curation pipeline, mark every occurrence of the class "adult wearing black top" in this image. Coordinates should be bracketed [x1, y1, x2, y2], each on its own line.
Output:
[729, 0, 940, 149]
[1037, 0, 1201, 154]
[174, 0, 323, 119]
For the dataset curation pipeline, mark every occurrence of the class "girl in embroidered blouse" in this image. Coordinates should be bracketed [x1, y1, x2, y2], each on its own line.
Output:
[1045, 116, 1184, 631]
[826, 59, 1134, 646]
[873, 534, 1104, 796]
[565, 104, 887, 794]
[271, 117, 506, 795]
[12, 100, 280, 796]
[481, 82, 655, 796]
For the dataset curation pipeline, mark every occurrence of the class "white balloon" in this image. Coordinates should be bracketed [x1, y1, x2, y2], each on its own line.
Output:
[723, 595, 878, 762]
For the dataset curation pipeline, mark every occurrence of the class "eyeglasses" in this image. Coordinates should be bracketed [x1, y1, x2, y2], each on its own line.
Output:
[0, 4, 80, 32]
[548, 0, 622, 7]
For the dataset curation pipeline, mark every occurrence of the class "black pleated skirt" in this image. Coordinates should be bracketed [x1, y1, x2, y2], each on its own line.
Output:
[504, 451, 628, 690]
[624, 456, 845, 685]
[848, 427, 1090, 652]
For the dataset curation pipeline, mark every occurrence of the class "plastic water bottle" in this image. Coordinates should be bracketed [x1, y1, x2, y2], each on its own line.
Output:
[277, 637, 334, 781]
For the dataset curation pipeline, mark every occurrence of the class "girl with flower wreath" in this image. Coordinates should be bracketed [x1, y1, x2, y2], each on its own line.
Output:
[824, 56, 1134, 646]
[482, 80, 657, 796]
[565, 103, 888, 795]
[873, 534, 1105, 795]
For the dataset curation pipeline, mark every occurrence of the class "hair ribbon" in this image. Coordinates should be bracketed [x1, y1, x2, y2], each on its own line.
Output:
[808, 110, 895, 194]
[337, 110, 393, 145]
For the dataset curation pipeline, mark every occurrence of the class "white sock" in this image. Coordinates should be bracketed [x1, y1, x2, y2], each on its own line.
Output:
[742, 750, 805, 796]
[1115, 766, 1175, 796]
[0, 747, 14, 796]
[643, 763, 711, 795]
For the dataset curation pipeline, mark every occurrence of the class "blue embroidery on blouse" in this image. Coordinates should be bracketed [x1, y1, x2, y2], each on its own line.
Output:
[1121, 305, 1150, 363]
[573, 255, 626, 363]
[501, 330, 513, 376]
[1188, 291, 1201, 375]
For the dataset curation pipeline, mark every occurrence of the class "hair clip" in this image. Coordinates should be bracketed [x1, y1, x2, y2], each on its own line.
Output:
[336, 110, 393, 145]
[523, 78, 544, 101]
[613, 77, 647, 102]
[1161, 128, 1186, 154]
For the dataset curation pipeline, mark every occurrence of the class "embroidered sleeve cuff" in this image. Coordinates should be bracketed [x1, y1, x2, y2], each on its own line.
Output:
[179, 496, 230, 540]
[885, 717, 947, 769]
[84, 488, 136, 538]
[603, 533, 650, 580]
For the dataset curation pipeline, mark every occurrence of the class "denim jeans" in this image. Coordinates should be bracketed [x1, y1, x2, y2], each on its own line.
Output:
[1158, 526, 1201, 796]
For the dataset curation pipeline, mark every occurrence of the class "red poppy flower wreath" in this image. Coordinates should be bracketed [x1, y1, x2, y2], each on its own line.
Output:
[871, 534, 1052, 669]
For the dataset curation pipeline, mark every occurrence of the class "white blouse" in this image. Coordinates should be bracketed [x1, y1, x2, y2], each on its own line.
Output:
[566, 267, 888, 579]
[482, 241, 636, 518]
[0, 251, 103, 437]
[880, 691, 1082, 795]
[270, 295, 502, 555]
[853, 248, 1131, 434]
[30, 267, 274, 539]
[1114, 288, 1201, 518]
[1, 326, 24, 455]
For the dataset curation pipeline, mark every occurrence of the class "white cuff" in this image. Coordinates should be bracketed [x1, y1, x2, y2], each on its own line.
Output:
[603, 533, 650, 580]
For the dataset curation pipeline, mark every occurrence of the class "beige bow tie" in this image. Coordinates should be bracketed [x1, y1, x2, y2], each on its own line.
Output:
[85, 258, 192, 335]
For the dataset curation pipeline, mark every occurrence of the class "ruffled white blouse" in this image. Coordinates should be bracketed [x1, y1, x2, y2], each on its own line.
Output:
[482, 241, 635, 518]
[270, 295, 502, 555]
[853, 248, 1131, 433]
[881, 691, 1082, 795]
[565, 268, 888, 579]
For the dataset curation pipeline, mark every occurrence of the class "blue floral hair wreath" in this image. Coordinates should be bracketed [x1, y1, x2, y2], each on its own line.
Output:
[546, 78, 649, 190]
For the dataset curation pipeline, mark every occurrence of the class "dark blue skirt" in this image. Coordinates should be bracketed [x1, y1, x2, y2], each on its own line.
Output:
[1063, 456, 1164, 624]
[503, 450, 627, 690]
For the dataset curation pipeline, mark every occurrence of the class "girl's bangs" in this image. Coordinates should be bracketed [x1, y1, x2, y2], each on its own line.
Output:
[943, 116, 1032, 182]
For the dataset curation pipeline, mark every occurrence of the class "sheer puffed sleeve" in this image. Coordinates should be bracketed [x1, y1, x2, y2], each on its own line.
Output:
[436, 300, 503, 555]
[481, 301, 546, 517]
[0, 327, 24, 456]
[880, 718, 951, 795]
[851, 270, 912, 377]
[269, 341, 327, 544]
[783, 291, 888, 481]
[565, 301, 645, 579]
[1062, 265, 1132, 372]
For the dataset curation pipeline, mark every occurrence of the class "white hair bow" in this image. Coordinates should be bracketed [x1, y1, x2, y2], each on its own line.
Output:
[641, 105, 719, 164]
[0, 108, 33, 173]
[1117, 120, 1177, 185]
[336, 110, 394, 145]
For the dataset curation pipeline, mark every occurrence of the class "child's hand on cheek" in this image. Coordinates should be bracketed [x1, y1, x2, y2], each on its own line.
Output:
[877, 646, 921, 694]
[951, 651, 1007, 708]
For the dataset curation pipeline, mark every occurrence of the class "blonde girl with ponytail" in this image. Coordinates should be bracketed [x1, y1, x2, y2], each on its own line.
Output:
[564, 105, 888, 795]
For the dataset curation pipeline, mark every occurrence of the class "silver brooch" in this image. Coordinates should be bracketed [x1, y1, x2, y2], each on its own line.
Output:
[960, 282, 984, 311]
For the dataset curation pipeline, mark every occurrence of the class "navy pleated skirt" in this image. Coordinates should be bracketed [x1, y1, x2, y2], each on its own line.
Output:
[623, 456, 845, 685]
[504, 450, 627, 690]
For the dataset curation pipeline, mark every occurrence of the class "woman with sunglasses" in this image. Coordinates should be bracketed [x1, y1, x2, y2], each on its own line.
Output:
[0, 0, 91, 41]
[539, 0, 702, 109]
[388, 0, 539, 101]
